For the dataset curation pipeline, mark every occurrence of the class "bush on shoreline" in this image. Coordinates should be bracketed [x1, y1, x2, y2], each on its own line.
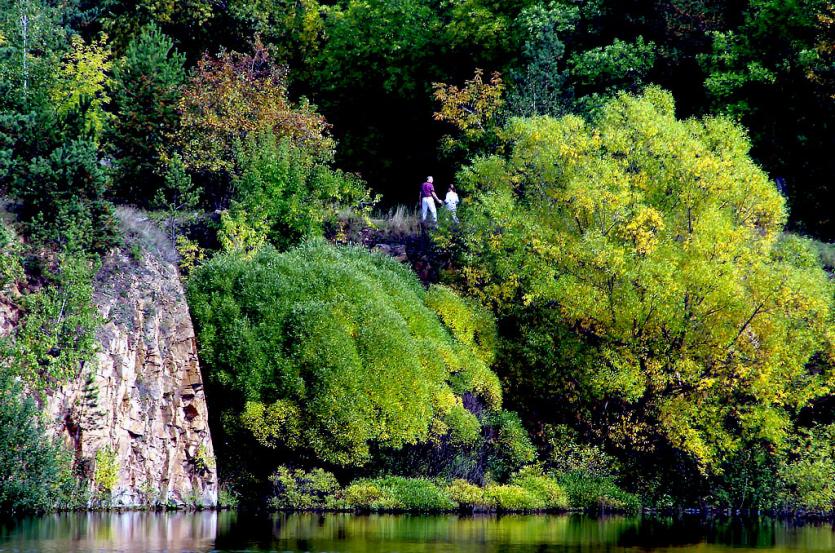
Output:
[558, 471, 641, 512]
[344, 477, 457, 512]
[266, 466, 627, 513]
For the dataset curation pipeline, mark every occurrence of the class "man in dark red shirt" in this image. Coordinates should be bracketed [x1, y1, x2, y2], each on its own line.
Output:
[420, 176, 443, 223]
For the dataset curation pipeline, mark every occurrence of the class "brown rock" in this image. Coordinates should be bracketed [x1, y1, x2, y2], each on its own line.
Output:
[42, 210, 217, 508]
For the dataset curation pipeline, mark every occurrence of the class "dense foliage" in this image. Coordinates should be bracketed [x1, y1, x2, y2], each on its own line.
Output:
[109, 24, 186, 202]
[0, 0, 834, 516]
[176, 43, 331, 189]
[3, 253, 99, 390]
[443, 87, 835, 504]
[0, 368, 75, 514]
[0, 223, 90, 515]
[218, 132, 370, 252]
[4, 1, 832, 235]
[188, 241, 528, 482]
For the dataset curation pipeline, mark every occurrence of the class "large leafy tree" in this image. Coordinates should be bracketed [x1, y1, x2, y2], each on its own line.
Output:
[446, 87, 834, 476]
[0, 0, 69, 110]
[220, 0, 325, 72]
[98, 0, 215, 55]
[109, 24, 186, 203]
[187, 241, 506, 468]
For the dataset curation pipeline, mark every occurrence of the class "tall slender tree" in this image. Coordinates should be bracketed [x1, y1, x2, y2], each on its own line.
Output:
[109, 24, 185, 204]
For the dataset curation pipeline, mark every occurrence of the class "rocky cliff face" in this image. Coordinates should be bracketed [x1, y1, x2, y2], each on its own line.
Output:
[40, 211, 217, 507]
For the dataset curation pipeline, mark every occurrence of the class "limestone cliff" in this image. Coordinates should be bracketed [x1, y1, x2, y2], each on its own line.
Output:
[39, 210, 217, 507]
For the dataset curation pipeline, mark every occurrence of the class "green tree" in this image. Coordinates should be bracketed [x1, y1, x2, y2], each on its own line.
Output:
[433, 69, 506, 160]
[187, 240, 505, 467]
[223, 0, 325, 72]
[807, 2, 834, 101]
[699, 0, 835, 238]
[0, 0, 68, 110]
[314, 0, 440, 99]
[508, 2, 574, 117]
[99, 0, 215, 54]
[1, 106, 118, 251]
[110, 24, 186, 203]
[446, 87, 834, 476]
[50, 33, 113, 139]
[0, 368, 72, 514]
[567, 36, 656, 113]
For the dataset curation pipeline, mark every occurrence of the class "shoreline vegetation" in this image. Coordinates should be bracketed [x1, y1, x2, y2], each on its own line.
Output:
[2, 0, 835, 523]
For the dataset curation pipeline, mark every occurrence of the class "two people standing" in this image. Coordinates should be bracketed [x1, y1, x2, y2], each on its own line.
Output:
[420, 176, 458, 224]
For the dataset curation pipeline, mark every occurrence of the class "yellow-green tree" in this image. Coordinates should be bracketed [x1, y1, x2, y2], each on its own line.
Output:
[50, 34, 113, 138]
[447, 87, 835, 474]
[433, 68, 505, 159]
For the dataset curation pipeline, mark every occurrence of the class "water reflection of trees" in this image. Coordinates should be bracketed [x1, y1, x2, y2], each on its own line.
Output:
[263, 513, 835, 553]
[1, 512, 833, 552]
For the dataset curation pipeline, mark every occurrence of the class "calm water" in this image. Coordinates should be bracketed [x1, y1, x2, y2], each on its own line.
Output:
[1, 511, 833, 553]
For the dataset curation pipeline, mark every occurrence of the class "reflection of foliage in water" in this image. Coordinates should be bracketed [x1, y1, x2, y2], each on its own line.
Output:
[3, 512, 835, 552]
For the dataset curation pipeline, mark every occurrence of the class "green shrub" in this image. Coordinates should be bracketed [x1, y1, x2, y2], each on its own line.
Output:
[343, 481, 396, 511]
[485, 410, 537, 480]
[269, 466, 341, 510]
[484, 484, 544, 511]
[0, 369, 75, 514]
[0, 222, 23, 293]
[188, 240, 503, 467]
[94, 446, 119, 502]
[220, 133, 372, 252]
[6, 252, 100, 389]
[217, 485, 240, 509]
[542, 424, 618, 478]
[1, 109, 119, 253]
[443, 404, 482, 447]
[558, 471, 640, 512]
[510, 467, 569, 509]
[382, 477, 457, 511]
[445, 479, 488, 509]
[708, 445, 779, 511]
[777, 424, 835, 513]
[345, 477, 456, 512]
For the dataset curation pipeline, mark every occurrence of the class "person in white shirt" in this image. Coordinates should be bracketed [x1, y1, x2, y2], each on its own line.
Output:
[444, 184, 459, 222]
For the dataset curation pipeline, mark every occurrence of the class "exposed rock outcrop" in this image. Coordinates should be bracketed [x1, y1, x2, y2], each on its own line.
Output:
[40, 210, 217, 507]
